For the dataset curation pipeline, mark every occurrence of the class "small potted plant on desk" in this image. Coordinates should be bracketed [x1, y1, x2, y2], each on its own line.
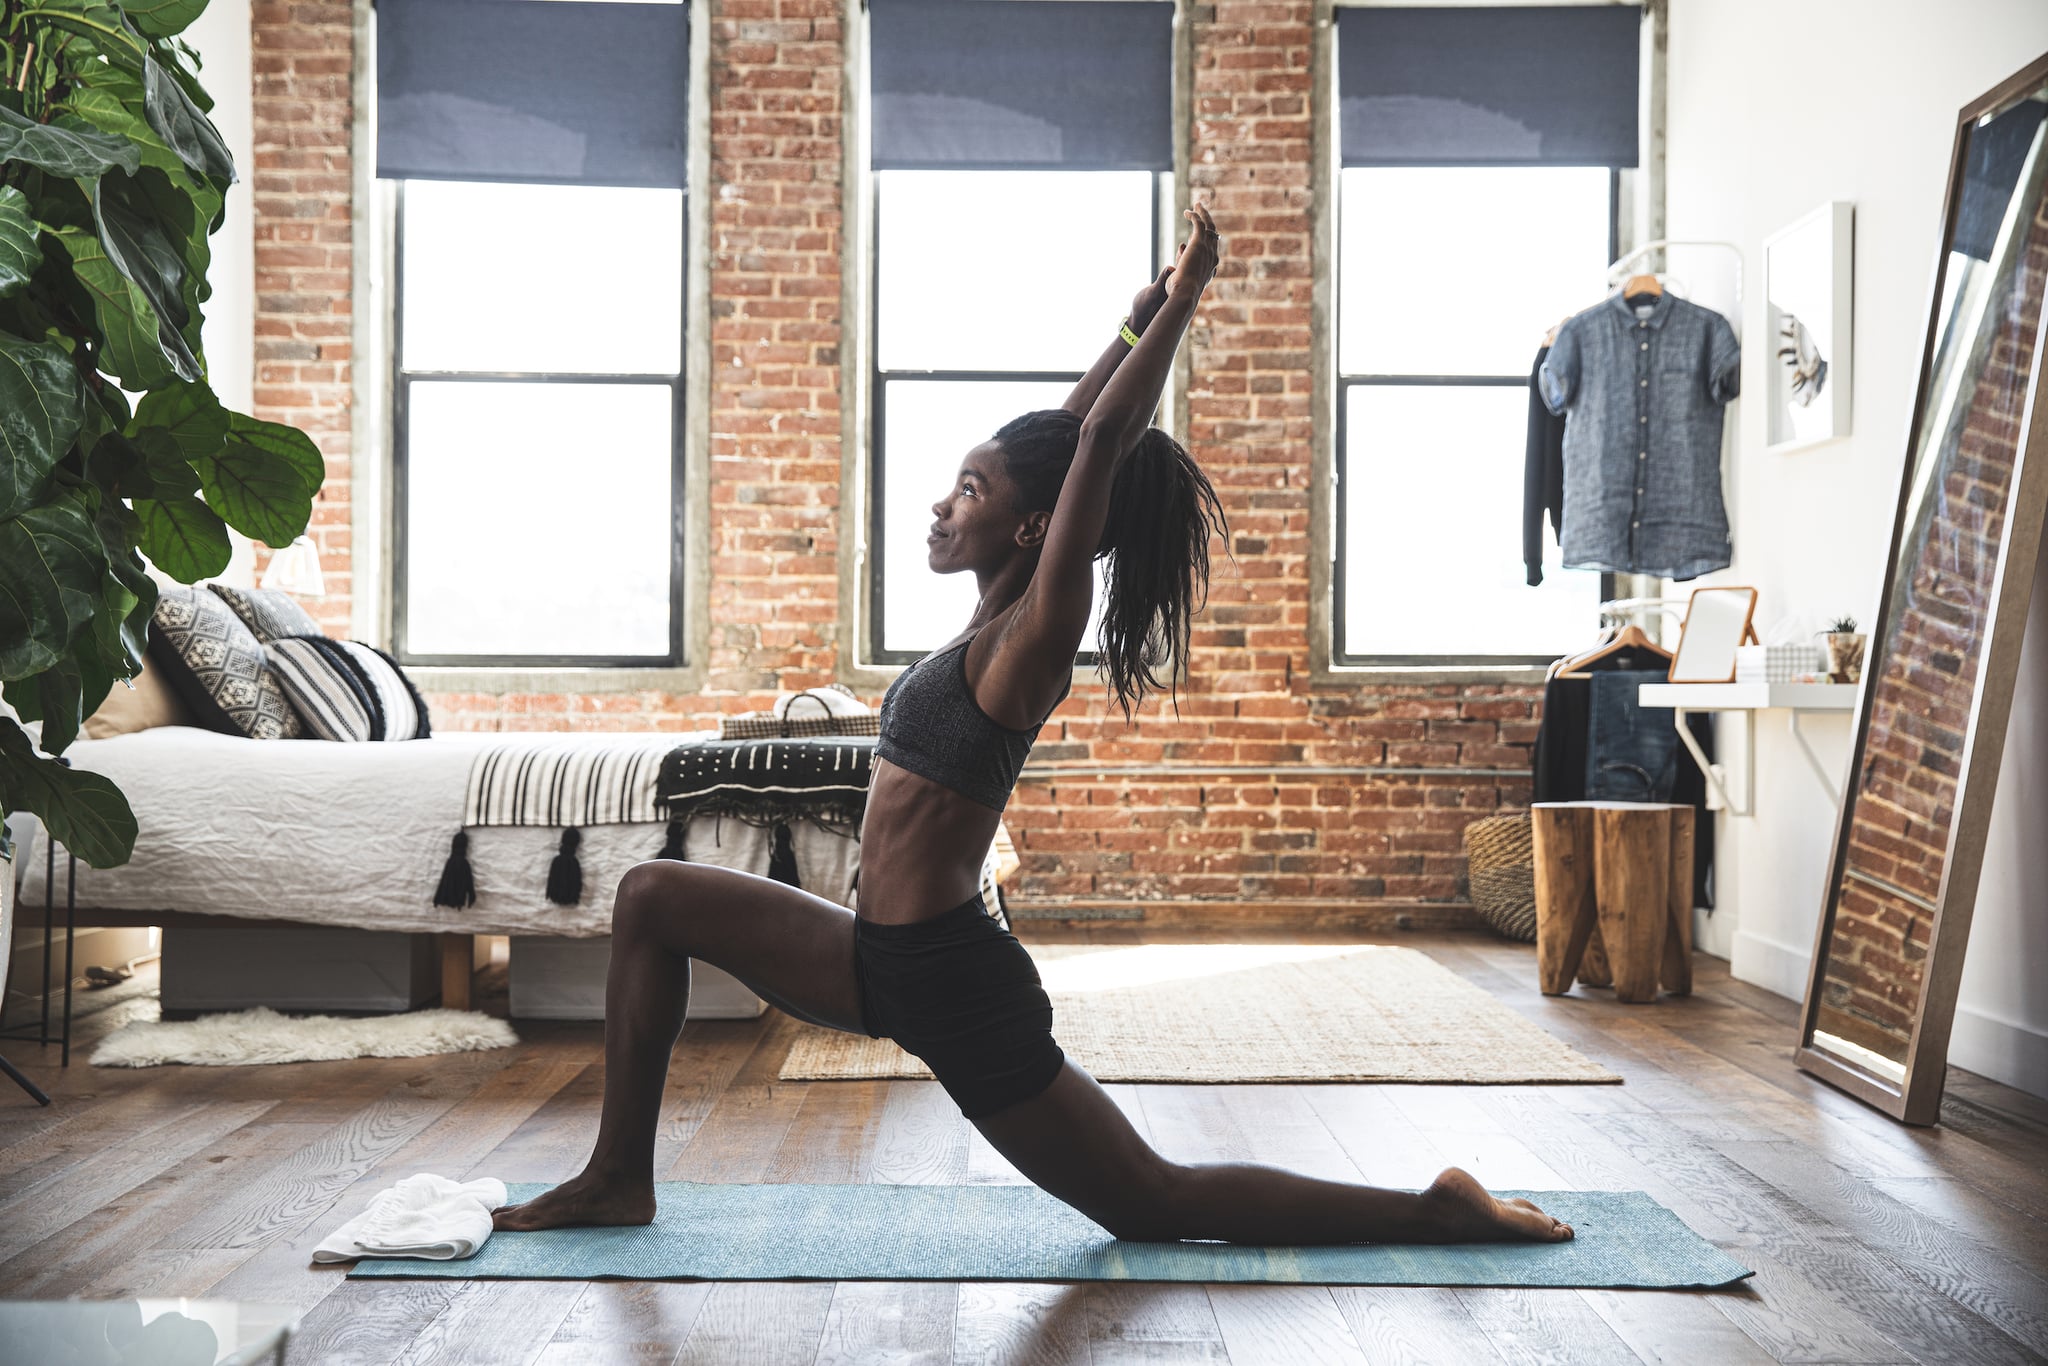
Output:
[1823, 616, 1867, 684]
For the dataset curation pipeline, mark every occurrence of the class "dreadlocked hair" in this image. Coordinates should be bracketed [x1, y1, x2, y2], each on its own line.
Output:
[994, 409, 1228, 720]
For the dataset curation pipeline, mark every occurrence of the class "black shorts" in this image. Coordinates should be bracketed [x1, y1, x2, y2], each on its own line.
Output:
[852, 894, 1066, 1120]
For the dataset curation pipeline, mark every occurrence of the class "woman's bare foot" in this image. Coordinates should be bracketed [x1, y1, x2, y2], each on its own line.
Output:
[1419, 1168, 1574, 1243]
[492, 1171, 657, 1232]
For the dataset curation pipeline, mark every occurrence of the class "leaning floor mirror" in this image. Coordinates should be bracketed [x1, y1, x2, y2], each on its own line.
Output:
[1797, 53, 2048, 1126]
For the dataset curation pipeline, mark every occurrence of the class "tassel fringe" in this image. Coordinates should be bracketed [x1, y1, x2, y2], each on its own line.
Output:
[768, 822, 800, 888]
[547, 827, 584, 905]
[432, 831, 475, 909]
[656, 819, 687, 861]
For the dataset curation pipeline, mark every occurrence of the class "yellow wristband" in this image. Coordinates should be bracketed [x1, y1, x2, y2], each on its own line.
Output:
[1119, 318, 1142, 347]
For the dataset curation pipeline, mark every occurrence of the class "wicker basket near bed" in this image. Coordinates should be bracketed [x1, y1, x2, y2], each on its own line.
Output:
[1463, 812, 1538, 942]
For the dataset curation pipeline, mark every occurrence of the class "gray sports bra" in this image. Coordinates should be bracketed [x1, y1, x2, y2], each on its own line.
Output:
[875, 632, 1070, 811]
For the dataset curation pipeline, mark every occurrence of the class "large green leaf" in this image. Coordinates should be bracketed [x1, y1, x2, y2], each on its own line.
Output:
[52, 229, 182, 389]
[155, 37, 217, 117]
[196, 441, 315, 546]
[94, 500, 156, 672]
[0, 187, 42, 298]
[131, 377, 227, 461]
[84, 177, 201, 378]
[142, 56, 235, 187]
[0, 717, 138, 867]
[133, 493, 230, 581]
[61, 83, 187, 179]
[0, 331, 85, 523]
[124, 0, 210, 39]
[0, 105, 140, 177]
[226, 412, 326, 498]
[0, 491, 107, 680]
[30, 652, 87, 754]
[14, 1, 148, 71]
[88, 428, 200, 500]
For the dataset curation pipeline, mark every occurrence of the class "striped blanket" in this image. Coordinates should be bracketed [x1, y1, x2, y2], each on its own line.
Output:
[461, 738, 676, 829]
[433, 735, 877, 909]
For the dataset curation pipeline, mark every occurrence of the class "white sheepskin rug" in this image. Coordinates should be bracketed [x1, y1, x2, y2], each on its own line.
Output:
[91, 1006, 519, 1068]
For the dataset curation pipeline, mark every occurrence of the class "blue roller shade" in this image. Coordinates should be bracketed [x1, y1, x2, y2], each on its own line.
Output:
[376, 0, 690, 188]
[870, 0, 1173, 171]
[1339, 6, 1640, 168]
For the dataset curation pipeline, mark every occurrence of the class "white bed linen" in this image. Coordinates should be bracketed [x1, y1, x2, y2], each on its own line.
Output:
[17, 727, 861, 935]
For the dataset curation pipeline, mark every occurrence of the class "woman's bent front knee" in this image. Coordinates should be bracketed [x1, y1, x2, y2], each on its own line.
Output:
[1089, 1161, 1188, 1243]
[612, 861, 700, 941]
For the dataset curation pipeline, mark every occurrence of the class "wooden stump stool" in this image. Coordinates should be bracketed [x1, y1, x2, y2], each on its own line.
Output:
[1530, 802, 1694, 1003]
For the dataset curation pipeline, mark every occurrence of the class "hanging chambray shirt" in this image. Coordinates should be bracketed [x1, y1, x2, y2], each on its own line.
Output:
[1540, 292, 1741, 580]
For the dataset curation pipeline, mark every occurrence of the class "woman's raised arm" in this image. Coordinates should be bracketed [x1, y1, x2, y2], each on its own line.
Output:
[1060, 264, 1176, 418]
[1027, 206, 1221, 627]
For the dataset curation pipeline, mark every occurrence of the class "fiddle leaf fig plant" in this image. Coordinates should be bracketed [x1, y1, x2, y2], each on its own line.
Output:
[0, 0, 323, 868]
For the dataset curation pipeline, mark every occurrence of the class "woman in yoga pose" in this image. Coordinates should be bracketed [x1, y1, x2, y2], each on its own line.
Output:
[497, 204, 1572, 1246]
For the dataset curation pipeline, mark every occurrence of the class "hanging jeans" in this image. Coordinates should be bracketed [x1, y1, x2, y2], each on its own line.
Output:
[1584, 670, 1682, 801]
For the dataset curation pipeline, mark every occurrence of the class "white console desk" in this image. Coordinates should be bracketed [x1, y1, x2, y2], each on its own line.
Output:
[1637, 682, 1859, 816]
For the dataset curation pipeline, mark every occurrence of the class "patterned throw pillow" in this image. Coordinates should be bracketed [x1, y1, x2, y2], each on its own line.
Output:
[207, 583, 322, 643]
[148, 586, 305, 740]
[267, 636, 432, 742]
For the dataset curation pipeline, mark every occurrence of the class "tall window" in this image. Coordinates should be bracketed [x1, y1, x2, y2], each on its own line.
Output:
[376, 0, 690, 667]
[867, 0, 1173, 663]
[1333, 5, 1641, 666]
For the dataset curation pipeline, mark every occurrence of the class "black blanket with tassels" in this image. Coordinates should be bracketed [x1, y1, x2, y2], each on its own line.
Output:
[654, 736, 875, 831]
[432, 735, 875, 910]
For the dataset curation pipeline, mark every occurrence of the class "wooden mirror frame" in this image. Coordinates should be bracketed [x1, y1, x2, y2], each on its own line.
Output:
[1795, 51, 2048, 1125]
[1665, 586, 1759, 683]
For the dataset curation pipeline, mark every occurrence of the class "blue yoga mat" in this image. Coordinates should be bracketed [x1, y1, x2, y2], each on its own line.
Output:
[350, 1184, 1752, 1289]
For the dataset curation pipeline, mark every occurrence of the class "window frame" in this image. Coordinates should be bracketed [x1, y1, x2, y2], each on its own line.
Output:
[387, 184, 689, 670]
[864, 170, 1166, 667]
[1329, 168, 1623, 669]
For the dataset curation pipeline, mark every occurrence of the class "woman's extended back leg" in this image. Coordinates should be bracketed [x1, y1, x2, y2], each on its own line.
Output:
[495, 859, 864, 1231]
[973, 1062, 1573, 1246]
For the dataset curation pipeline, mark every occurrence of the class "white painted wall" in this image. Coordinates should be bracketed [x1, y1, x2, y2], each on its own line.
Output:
[184, 0, 259, 589]
[185, 0, 254, 415]
[1666, 0, 2048, 1096]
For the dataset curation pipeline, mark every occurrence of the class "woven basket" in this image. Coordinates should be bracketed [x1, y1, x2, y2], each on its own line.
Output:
[1463, 812, 1538, 942]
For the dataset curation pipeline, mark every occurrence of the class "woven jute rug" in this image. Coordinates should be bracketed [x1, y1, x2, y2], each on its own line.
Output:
[779, 943, 1617, 1085]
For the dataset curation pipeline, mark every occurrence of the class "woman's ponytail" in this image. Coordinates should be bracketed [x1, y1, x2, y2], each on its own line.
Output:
[1096, 428, 1227, 718]
[995, 413, 1227, 719]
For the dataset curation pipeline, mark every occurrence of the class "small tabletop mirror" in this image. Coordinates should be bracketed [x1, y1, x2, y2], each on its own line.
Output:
[1666, 586, 1759, 683]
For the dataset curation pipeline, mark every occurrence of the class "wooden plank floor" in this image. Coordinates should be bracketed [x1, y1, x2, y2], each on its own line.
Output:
[2, 927, 2045, 1365]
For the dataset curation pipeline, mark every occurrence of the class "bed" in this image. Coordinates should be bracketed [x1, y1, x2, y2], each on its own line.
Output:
[14, 726, 864, 1011]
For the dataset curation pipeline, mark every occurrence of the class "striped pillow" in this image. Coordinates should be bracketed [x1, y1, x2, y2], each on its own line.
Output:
[267, 637, 432, 742]
[342, 641, 431, 741]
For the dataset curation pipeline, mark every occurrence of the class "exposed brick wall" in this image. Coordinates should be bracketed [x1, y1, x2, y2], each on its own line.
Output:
[1818, 187, 2048, 1054]
[261, 0, 1557, 921]
[249, 0, 354, 634]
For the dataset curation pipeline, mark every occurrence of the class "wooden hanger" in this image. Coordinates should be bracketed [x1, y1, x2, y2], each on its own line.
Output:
[1621, 273, 1664, 299]
[1550, 624, 1673, 680]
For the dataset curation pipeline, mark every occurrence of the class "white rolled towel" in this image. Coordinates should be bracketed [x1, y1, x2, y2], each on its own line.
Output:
[312, 1173, 509, 1263]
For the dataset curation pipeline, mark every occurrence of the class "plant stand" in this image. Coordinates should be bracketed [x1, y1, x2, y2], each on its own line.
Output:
[0, 840, 77, 1070]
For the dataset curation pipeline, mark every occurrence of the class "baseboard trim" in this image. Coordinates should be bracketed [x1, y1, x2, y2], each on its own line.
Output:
[1005, 899, 1485, 932]
[1731, 930, 1813, 1003]
[1950, 1003, 2048, 1100]
[1732, 930, 2048, 1099]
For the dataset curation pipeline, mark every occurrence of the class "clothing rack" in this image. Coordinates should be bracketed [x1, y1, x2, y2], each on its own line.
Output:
[1598, 596, 1692, 635]
[1606, 239, 1745, 312]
